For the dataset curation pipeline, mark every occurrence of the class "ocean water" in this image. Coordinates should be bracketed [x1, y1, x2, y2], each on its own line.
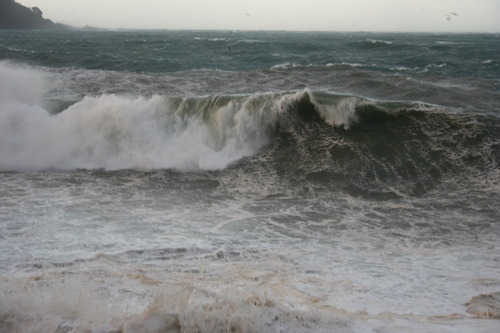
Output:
[0, 30, 499, 332]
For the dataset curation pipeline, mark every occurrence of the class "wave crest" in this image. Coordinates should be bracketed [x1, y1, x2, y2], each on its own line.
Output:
[0, 63, 362, 172]
[0, 92, 284, 171]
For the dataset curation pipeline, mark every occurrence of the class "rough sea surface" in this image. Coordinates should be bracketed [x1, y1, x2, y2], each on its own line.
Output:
[0, 30, 499, 332]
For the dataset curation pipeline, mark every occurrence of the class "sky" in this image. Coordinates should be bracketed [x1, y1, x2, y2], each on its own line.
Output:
[17, 0, 500, 32]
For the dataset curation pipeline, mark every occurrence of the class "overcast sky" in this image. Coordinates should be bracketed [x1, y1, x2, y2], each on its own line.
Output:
[17, 0, 500, 32]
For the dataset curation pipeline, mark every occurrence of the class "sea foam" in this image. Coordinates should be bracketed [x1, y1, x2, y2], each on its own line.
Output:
[0, 94, 272, 171]
[0, 61, 45, 106]
[0, 63, 282, 171]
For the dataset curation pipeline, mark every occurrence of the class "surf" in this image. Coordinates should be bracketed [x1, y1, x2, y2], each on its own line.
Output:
[1, 62, 498, 200]
[1, 32, 499, 333]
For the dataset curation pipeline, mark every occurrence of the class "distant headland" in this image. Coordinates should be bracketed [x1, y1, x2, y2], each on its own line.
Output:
[0, 0, 70, 30]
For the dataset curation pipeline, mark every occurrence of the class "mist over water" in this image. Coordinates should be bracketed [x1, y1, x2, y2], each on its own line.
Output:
[0, 31, 499, 332]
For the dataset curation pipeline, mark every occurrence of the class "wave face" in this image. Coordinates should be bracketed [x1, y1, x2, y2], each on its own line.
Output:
[254, 92, 498, 200]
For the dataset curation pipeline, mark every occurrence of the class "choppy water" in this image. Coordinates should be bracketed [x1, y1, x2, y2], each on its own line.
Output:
[0, 30, 499, 332]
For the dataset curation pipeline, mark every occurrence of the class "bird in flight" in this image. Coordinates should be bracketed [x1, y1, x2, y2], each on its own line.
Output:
[446, 12, 459, 21]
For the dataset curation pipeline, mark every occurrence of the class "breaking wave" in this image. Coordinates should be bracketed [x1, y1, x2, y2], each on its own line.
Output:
[1, 92, 279, 171]
[1, 62, 498, 197]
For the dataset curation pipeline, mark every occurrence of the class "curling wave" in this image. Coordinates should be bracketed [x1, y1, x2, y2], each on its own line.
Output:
[0, 63, 372, 172]
[1, 63, 498, 200]
[0, 83, 406, 172]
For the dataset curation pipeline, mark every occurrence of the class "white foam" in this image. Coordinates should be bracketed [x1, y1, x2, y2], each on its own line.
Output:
[466, 292, 500, 318]
[315, 98, 358, 128]
[271, 62, 298, 69]
[0, 61, 45, 106]
[2, 242, 499, 333]
[238, 39, 264, 43]
[0, 64, 281, 171]
[306, 91, 361, 128]
[336, 62, 364, 67]
[0, 275, 354, 333]
[435, 41, 463, 45]
[366, 39, 393, 45]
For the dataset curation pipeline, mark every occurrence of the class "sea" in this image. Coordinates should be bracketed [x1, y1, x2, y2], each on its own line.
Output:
[0, 30, 499, 332]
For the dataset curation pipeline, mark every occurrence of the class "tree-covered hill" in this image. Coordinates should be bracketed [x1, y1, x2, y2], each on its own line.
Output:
[0, 0, 70, 30]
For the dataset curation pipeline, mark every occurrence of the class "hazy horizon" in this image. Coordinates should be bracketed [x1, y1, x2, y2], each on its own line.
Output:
[16, 0, 500, 33]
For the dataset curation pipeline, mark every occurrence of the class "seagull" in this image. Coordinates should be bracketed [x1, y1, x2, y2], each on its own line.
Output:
[446, 12, 459, 21]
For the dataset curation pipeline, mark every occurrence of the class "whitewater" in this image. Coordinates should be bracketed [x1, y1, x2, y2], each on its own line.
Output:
[0, 30, 499, 332]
